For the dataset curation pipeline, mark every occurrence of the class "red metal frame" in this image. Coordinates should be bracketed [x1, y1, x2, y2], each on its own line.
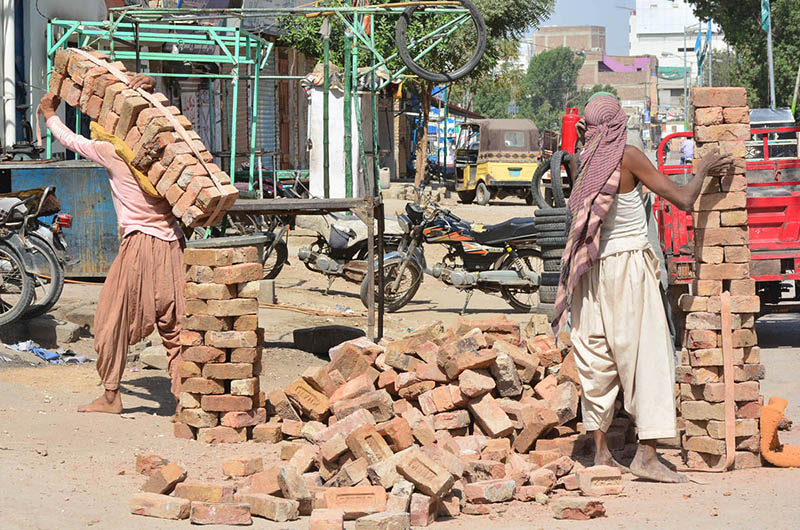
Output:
[656, 128, 800, 285]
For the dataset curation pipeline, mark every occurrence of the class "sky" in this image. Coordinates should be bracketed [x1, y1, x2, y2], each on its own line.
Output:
[539, 0, 637, 55]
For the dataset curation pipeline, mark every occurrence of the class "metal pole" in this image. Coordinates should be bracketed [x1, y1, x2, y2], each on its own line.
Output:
[767, 15, 776, 109]
[249, 44, 261, 192]
[443, 86, 449, 180]
[367, 199, 375, 342]
[683, 28, 688, 127]
[322, 18, 331, 198]
[45, 21, 53, 158]
[229, 26, 241, 178]
[377, 201, 385, 340]
[344, 34, 353, 198]
[709, 28, 712, 87]
[791, 63, 800, 116]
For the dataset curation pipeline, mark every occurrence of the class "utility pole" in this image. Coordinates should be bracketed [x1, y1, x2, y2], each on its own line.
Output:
[763, 0, 776, 108]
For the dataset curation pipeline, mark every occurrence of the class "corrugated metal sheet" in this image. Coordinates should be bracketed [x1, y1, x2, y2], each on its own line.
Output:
[256, 52, 278, 170]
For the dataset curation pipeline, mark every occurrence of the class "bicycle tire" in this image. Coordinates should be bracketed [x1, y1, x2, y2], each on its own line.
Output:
[531, 159, 552, 210]
[549, 150, 570, 208]
[537, 236, 568, 247]
[0, 244, 35, 327]
[22, 234, 65, 319]
[534, 207, 568, 217]
[539, 285, 558, 303]
[396, 0, 488, 84]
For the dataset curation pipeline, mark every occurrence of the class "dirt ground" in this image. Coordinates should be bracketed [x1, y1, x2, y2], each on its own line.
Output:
[1, 197, 799, 529]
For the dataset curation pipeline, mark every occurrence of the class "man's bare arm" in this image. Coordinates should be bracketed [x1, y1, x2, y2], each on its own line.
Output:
[622, 145, 731, 212]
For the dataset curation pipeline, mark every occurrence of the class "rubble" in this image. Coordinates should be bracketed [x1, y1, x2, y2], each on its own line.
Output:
[51, 48, 237, 228]
[134, 315, 637, 525]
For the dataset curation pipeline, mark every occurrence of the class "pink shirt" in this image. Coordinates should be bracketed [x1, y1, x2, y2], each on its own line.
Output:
[47, 116, 183, 241]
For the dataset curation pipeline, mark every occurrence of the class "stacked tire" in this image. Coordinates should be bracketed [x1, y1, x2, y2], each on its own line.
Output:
[534, 207, 567, 305]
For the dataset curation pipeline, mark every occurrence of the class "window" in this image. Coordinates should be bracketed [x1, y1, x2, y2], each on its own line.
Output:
[504, 131, 525, 148]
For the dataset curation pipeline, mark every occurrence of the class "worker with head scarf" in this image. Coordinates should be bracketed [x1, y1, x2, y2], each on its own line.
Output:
[553, 94, 731, 483]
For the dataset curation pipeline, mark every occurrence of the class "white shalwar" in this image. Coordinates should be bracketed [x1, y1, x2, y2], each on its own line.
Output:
[569, 184, 677, 440]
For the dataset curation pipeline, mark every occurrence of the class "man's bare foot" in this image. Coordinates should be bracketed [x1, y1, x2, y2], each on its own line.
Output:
[77, 390, 122, 414]
[630, 443, 688, 483]
[594, 453, 631, 473]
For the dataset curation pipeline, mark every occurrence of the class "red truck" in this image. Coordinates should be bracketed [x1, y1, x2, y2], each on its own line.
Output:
[656, 108, 800, 318]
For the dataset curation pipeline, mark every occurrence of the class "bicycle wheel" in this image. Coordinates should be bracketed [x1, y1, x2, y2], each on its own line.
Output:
[396, 0, 487, 84]
[22, 235, 64, 319]
[0, 244, 34, 326]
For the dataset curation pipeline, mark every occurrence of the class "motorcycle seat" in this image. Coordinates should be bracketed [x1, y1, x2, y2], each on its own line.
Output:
[472, 217, 537, 245]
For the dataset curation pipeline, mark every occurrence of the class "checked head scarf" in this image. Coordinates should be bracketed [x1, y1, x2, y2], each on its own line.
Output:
[552, 94, 629, 334]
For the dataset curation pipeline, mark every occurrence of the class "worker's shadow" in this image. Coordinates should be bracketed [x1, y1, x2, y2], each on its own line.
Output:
[121, 376, 176, 417]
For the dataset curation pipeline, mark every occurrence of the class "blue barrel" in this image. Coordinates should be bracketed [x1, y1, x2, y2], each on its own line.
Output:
[0, 160, 119, 277]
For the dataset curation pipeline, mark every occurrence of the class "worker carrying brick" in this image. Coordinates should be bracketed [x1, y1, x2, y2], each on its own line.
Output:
[553, 94, 731, 483]
[39, 73, 185, 415]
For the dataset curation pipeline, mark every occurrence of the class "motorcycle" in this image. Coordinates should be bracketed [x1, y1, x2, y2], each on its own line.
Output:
[297, 213, 404, 292]
[362, 199, 544, 313]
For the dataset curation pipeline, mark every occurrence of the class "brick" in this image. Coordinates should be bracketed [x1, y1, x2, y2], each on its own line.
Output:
[285, 378, 330, 421]
[236, 493, 299, 522]
[548, 382, 580, 425]
[173, 482, 235, 503]
[409, 493, 436, 527]
[196, 425, 246, 443]
[135, 454, 168, 476]
[375, 417, 415, 452]
[685, 312, 744, 330]
[248, 468, 282, 495]
[542, 455, 576, 477]
[53, 50, 74, 75]
[694, 279, 722, 296]
[328, 350, 376, 382]
[59, 80, 83, 107]
[209, 263, 262, 285]
[314, 408, 376, 445]
[181, 346, 225, 364]
[534, 434, 590, 457]
[115, 96, 149, 138]
[249, 422, 281, 443]
[397, 380, 435, 400]
[735, 363, 765, 382]
[184, 314, 230, 332]
[466, 394, 513, 438]
[688, 330, 718, 349]
[290, 445, 320, 474]
[695, 227, 749, 247]
[190, 502, 251, 526]
[463, 459, 505, 483]
[576, 465, 623, 495]
[141, 462, 186, 494]
[682, 400, 725, 421]
[205, 330, 258, 348]
[83, 94, 104, 120]
[385, 479, 414, 512]
[685, 435, 726, 455]
[185, 247, 235, 266]
[278, 465, 312, 512]
[455, 369, 494, 398]
[433, 410, 471, 430]
[333, 390, 394, 423]
[723, 106, 750, 123]
[221, 408, 266, 428]
[355, 511, 410, 530]
[512, 408, 559, 453]
[696, 246, 723, 265]
[706, 418, 759, 439]
[490, 353, 523, 397]
[177, 361, 201, 378]
[396, 447, 454, 497]
[464, 479, 516, 504]
[695, 106, 723, 126]
[231, 377, 259, 396]
[345, 424, 393, 465]
[201, 395, 252, 412]
[130, 492, 190, 520]
[205, 298, 259, 317]
[185, 282, 235, 300]
[335, 457, 368, 487]
[323, 486, 387, 520]
[551, 497, 606, 520]
[515, 484, 550, 501]
[692, 87, 747, 108]
[719, 174, 748, 192]
[231, 347, 261, 363]
[720, 209, 748, 226]
[534, 374, 558, 400]
[707, 295, 759, 314]
[701, 381, 760, 402]
[309, 508, 345, 530]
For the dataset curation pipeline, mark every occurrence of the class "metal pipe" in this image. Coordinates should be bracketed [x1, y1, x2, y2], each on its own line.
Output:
[229, 25, 241, 178]
[377, 201, 385, 340]
[683, 28, 687, 126]
[367, 198, 375, 341]
[249, 44, 261, 192]
[344, 34, 353, 198]
[767, 14, 776, 109]
[2, 0, 16, 149]
[323, 19, 331, 198]
[46, 21, 53, 158]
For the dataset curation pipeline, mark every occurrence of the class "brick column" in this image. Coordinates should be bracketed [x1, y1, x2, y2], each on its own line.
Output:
[676, 87, 763, 470]
[174, 246, 267, 443]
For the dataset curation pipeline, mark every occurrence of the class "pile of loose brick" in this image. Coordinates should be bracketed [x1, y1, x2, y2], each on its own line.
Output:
[173, 246, 267, 443]
[677, 86, 763, 470]
[48, 48, 238, 227]
[132, 313, 626, 526]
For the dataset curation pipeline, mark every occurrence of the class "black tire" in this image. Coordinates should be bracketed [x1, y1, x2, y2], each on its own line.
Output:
[543, 259, 562, 272]
[549, 150, 570, 208]
[22, 235, 65, 319]
[537, 231, 567, 241]
[361, 258, 422, 313]
[534, 222, 565, 233]
[541, 248, 565, 259]
[0, 244, 35, 327]
[499, 248, 543, 313]
[531, 160, 552, 209]
[524, 192, 534, 206]
[539, 285, 558, 304]
[475, 182, 490, 206]
[395, 0, 488, 84]
[534, 207, 568, 217]
[537, 236, 568, 247]
[534, 216, 566, 225]
[533, 302, 557, 322]
[540, 271, 560, 286]
[458, 191, 475, 204]
[263, 239, 288, 280]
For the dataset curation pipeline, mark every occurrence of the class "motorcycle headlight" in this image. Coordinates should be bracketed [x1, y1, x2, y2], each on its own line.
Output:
[398, 214, 412, 234]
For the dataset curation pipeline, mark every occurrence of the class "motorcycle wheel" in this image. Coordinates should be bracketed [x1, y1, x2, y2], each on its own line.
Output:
[0, 244, 35, 326]
[263, 239, 288, 280]
[22, 234, 65, 319]
[499, 248, 543, 313]
[361, 258, 422, 313]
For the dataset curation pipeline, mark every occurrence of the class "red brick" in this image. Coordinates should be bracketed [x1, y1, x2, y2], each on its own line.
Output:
[201, 395, 252, 412]
[184, 247, 235, 267]
[695, 107, 723, 126]
[115, 96, 149, 138]
[249, 468, 282, 495]
[205, 330, 258, 348]
[173, 482, 235, 503]
[345, 424, 393, 465]
[135, 454, 168, 476]
[130, 492, 190, 520]
[231, 377, 260, 396]
[190, 502, 251, 526]
[723, 106, 750, 124]
[458, 369, 496, 398]
[464, 479, 516, 504]
[323, 486, 387, 520]
[332, 390, 394, 423]
[309, 508, 345, 530]
[221, 408, 266, 428]
[141, 462, 187, 494]
[576, 465, 623, 495]
[196, 425, 246, 444]
[396, 447, 454, 497]
[286, 378, 330, 421]
[231, 347, 260, 363]
[692, 87, 747, 108]
[183, 314, 230, 332]
[409, 493, 437, 527]
[330, 374, 375, 404]
[552, 497, 606, 520]
[375, 417, 414, 452]
[223, 456, 263, 477]
[177, 408, 219, 428]
[695, 227, 749, 247]
[181, 345, 225, 363]
[213, 262, 263, 284]
[512, 407, 559, 453]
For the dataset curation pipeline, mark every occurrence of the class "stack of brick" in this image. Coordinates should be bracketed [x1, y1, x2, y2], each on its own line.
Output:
[133, 314, 633, 526]
[676, 86, 763, 470]
[173, 246, 267, 443]
[48, 48, 238, 227]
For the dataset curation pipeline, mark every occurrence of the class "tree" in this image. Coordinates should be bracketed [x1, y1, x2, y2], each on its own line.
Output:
[278, 0, 555, 185]
[519, 46, 585, 130]
[688, 0, 800, 113]
[569, 84, 619, 114]
[471, 66, 526, 118]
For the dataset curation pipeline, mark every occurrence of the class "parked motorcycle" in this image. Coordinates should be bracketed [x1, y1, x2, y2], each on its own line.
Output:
[297, 213, 404, 292]
[362, 200, 544, 313]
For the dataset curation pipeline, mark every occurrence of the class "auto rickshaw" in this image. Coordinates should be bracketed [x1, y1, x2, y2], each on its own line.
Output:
[453, 119, 541, 205]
